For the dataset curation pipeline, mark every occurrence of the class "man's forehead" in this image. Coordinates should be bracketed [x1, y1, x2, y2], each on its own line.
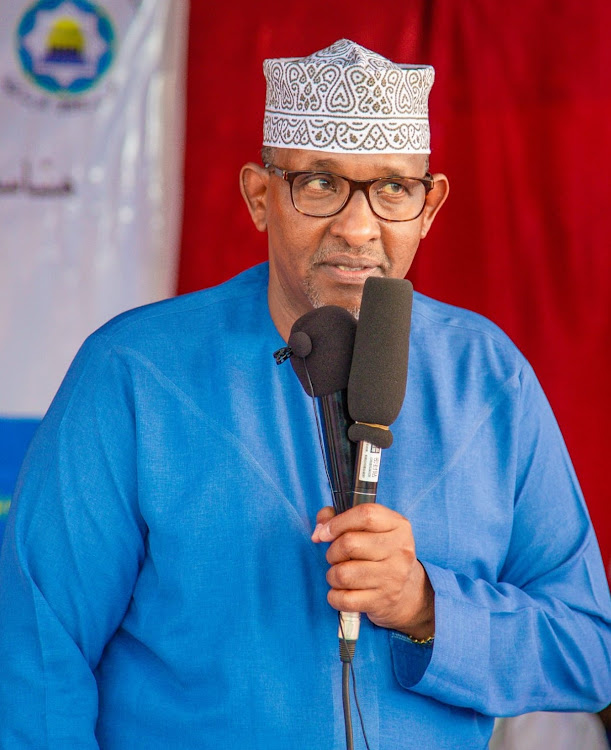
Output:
[274, 148, 427, 177]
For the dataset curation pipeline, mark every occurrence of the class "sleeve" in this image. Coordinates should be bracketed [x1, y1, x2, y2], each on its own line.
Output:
[0, 333, 146, 748]
[389, 363, 611, 716]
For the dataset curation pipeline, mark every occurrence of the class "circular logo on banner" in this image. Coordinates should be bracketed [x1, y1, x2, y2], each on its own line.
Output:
[16, 0, 115, 96]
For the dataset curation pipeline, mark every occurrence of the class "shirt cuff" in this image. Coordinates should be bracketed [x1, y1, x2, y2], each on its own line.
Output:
[389, 560, 490, 704]
[389, 631, 434, 687]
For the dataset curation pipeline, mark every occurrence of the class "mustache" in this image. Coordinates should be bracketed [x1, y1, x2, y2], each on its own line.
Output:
[310, 243, 392, 271]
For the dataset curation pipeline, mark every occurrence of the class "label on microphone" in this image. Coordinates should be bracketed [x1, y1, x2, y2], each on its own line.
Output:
[358, 442, 381, 483]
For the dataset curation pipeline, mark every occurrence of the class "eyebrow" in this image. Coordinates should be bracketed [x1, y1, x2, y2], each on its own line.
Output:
[306, 158, 342, 170]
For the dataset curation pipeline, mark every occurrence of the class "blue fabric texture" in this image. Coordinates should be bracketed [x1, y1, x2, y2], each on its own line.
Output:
[0, 262, 609, 749]
[0, 417, 40, 546]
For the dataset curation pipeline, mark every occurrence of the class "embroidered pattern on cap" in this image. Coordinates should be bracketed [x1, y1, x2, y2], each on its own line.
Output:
[263, 39, 434, 154]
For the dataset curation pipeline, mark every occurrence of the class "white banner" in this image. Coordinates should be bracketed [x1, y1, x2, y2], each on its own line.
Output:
[0, 0, 188, 418]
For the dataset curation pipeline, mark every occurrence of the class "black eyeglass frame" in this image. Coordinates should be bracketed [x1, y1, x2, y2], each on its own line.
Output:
[264, 163, 435, 222]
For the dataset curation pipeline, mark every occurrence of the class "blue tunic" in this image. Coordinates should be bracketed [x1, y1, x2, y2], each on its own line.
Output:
[1, 263, 609, 749]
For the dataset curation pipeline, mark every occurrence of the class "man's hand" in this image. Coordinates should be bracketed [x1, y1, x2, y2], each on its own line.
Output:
[311, 504, 435, 639]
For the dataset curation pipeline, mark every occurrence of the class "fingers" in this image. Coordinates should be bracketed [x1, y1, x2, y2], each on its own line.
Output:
[310, 503, 432, 632]
[325, 557, 418, 627]
[325, 558, 387, 618]
[316, 506, 336, 525]
[311, 506, 336, 542]
[325, 529, 399, 564]
[325, 548, 415, 601]
[316, 503, 409, 543]
[328, 587, 379, 615]
[326, 559, 393, 591]
[326, 557, 433, 634]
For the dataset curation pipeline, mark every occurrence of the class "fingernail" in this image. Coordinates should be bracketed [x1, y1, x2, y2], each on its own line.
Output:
[311, 523, 324, 542]
[318, 523, 333, 542]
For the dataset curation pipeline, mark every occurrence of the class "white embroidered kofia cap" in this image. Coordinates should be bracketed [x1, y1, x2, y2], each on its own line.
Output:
[263, 39, 434, 155]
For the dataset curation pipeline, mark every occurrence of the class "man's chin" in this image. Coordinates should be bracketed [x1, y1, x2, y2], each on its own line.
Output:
[304, 283, 362, 319]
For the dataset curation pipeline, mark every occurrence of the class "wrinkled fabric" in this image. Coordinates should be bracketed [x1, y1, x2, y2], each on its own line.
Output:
[1, 263, 609, 750]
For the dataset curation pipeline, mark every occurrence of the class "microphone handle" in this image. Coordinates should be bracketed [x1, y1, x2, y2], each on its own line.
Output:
[351, 440, 381, 505]
[319, 391, 356, 514]
[337, 440, 382, 659]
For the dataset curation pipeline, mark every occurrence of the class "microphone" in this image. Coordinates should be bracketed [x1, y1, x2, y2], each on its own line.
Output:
[348, 276, 413, 502]
[339, 276, 413, 658]
[282, 308, 365, 750]
[287, 306, 357, 514]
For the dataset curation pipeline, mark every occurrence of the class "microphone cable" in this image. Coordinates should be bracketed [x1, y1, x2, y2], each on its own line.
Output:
[338, 614, 372, 750]
[303, 360, 343, 514]
[303, 358, 371, 750]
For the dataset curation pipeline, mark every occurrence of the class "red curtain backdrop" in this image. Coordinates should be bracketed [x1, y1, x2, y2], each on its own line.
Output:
[179, 1, 611, 576]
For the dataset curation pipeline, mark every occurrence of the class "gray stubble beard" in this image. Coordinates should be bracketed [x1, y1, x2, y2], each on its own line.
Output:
[301, 243, 393, 321]
[302, 274, 361, 320]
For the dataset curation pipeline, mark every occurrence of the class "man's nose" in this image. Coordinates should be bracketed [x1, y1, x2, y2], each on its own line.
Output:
[328, 189, 381, 247]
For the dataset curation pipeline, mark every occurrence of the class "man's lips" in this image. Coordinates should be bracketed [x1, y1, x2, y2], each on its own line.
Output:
[315, 256, 384, 283]
[319, 255, 380, 269]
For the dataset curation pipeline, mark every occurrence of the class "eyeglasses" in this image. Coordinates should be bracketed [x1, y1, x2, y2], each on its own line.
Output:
[265, 164, 434, 222]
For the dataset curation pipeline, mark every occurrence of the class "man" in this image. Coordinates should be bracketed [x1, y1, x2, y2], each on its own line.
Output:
[0, 39, 609, 749]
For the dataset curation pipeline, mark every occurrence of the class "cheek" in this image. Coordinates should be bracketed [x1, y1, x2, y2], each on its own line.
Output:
[384, 228, 422, 274]
[267, 204, 321, 270]
[267, 220, 305, 271]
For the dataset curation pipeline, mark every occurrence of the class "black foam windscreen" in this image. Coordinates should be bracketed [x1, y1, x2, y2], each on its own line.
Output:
[288, 306, 357, 397]
[347, 277, 413, 429]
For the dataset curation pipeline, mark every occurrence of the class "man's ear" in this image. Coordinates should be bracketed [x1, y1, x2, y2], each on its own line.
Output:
[420, 173, 449, 239]
[240, 163, 270, 232]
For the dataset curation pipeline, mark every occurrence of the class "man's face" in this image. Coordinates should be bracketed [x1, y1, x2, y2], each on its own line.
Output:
[241, 148, 448, 339]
